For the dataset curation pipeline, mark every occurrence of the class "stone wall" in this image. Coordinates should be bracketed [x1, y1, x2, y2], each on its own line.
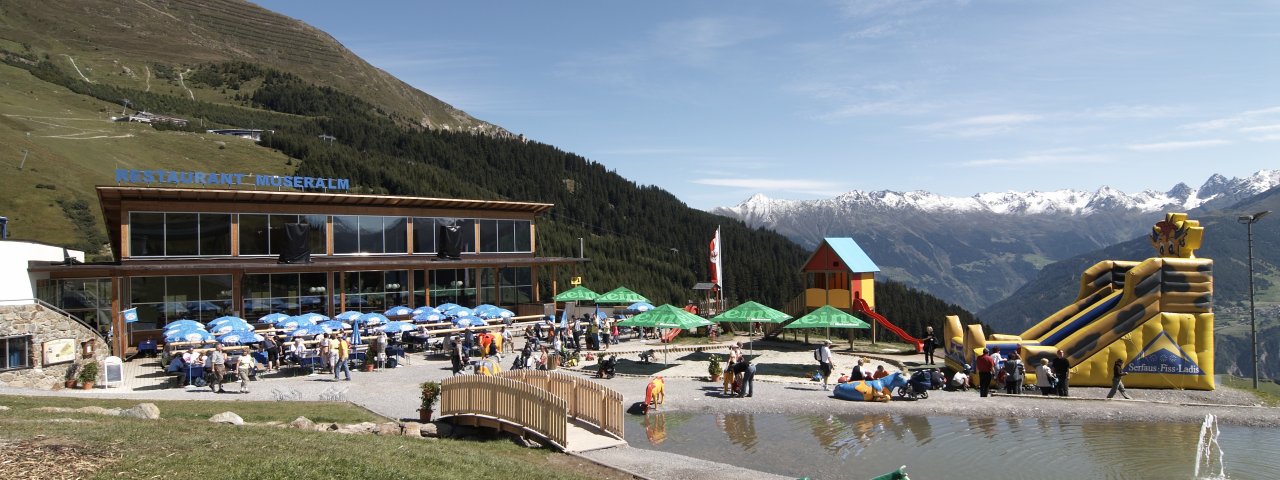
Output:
[0, 304, 108, 390]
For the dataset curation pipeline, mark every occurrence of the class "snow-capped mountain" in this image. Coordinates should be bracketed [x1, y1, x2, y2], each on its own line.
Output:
[713, 170, 1280, 312]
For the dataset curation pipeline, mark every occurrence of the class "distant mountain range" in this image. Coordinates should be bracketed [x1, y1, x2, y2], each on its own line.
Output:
[713, 171, 1280, 311]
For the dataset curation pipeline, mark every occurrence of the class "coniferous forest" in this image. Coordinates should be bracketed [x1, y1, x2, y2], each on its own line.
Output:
[3, 55, 977, 327]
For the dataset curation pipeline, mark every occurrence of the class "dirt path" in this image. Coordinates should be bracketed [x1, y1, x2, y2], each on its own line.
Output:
[61, 55, 93, 83]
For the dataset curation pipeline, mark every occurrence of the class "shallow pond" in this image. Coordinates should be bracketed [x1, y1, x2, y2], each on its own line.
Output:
[625, 412, 1279, 479]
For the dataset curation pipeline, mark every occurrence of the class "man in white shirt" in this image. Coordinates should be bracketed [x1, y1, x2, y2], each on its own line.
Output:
[817, 340, 833, 391]
[950, 369, 970, 391]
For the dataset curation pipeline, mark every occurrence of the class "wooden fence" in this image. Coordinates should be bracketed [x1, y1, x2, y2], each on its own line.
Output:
[499, 370, 625, 439]
[440, 375, 569, 449]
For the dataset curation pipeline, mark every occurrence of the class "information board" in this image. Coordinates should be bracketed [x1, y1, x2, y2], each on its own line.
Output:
[102, 356, 124, 387]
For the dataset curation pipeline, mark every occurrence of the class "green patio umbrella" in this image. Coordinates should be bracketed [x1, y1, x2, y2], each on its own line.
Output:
[594, 286, 650, 305]
[553, 285, 599, 302]
[783, 305, 871, 330]
[711, 301, 792, 354]
[617, 304, 711, 363]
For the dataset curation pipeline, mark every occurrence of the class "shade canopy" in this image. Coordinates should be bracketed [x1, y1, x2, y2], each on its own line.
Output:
[594, 287, 650, 305]
[783, 305, 871, 329]
[617, 304, 711, 330]
[553, 285, 599, 302]
[711, 301, 792, 323]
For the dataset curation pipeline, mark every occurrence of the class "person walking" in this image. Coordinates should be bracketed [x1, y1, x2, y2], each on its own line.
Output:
[235, 349, 256, 393]
[1003, 352, 1025, 394]
[1052, 349, 1071, 397]
[976, 348, 995, 398]
[334, 335, 351, 381]
[816, 340, 834, 391]
[208, 344, 227, 393]
[1107, 358, 1132, 399]
[1035, 358, 1056, 396]
[922, 326, 937, 365]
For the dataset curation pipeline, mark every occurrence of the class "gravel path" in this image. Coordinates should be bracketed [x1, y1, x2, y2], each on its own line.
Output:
[2, 334, 1275, 480]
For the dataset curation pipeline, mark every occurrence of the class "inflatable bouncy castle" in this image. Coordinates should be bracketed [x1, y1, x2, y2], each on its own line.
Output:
[944, 213, 1215, 390]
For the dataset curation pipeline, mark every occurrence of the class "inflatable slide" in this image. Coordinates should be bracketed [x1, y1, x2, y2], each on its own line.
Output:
[944, 213, 1215, 390]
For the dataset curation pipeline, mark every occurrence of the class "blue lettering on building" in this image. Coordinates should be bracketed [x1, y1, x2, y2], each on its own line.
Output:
[114, 168, 350, 191]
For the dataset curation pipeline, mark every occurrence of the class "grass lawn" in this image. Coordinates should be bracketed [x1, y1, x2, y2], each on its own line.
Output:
[0, 395, 627, 479]
[1221, 375, 1280, 407]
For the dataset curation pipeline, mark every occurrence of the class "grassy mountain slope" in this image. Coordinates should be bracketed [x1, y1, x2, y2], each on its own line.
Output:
[979, 188, 1280, 379]
[0, 0, 494, 133]
[0, 61, 294, 251]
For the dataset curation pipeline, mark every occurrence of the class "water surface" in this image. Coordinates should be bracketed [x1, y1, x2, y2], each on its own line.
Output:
[625, 412, 1279, 479]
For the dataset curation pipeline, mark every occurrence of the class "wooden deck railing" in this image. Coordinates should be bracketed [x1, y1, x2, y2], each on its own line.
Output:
[499, 370, 625, 440]
[440, 375, 568, 449]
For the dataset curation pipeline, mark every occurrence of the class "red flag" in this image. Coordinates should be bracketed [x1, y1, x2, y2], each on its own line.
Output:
[709, 227, 722, 288]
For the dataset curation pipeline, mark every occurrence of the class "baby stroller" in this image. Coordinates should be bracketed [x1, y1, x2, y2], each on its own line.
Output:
[595, 354, 617, 379]
[898, 370, 931, 400]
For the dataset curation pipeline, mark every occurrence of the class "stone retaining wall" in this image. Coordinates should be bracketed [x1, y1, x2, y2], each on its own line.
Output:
[0, 305, 108, 390]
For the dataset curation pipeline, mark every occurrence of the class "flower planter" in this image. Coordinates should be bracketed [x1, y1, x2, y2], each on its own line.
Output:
[418, 409, 432, 423]
[80, 381, 95, 390]
[65, 380, 77, 389]
[363, 364, 375, 372]
[710, 374, 721, 382]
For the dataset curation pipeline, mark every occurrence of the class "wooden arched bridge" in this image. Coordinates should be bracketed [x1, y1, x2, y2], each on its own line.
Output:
[438, 371, 627, 452]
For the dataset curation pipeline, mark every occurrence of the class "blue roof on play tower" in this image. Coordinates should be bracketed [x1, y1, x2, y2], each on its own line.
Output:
[802, 238, 880, 274]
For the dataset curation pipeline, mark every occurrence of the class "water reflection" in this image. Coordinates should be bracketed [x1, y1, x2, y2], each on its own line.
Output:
[718, 413, 759, 452]
[624, 413, 1280, 480]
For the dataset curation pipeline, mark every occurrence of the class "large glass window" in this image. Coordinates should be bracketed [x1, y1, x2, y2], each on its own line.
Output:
[1, 336, 31, 371]
[128, 275, 233, 327]
[242, 272, 329, 318]
[337, 270, 408, 312]
[240, 214, 327, 256]
[128, 212, 231, 257]
[333, 215, 408, 255]
[500, 267, 533, 306]
[429, 268, 476, 306]
[412, 218, 437, 254]
[478, 219, 533, 253]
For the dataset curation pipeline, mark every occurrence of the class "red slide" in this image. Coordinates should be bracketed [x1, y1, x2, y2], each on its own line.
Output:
[853, 298, 923, 353]
[661, 328, 683, 343]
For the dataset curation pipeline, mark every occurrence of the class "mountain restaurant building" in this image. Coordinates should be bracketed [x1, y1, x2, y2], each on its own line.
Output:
[29, 186, 585, 355]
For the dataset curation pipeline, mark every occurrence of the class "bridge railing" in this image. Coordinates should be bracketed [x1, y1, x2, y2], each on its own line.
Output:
[440, 375, 568, 448]
[499, 370, 624, 439]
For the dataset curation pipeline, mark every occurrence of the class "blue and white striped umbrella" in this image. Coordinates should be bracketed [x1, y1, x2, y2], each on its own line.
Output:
[627, 302, 655, 313]
[412, 312, 444, 323]
[444, 306, 473, 318]
[412, 306, 439, 316]
[356, 312, 388, 326]
[164, 323, 206, 336]
[380, 321, 417, 334]
[384, 306, 413, 317]
[334, 311, 362, 321]
[453, 316, 484, 328]
[165, 329, 214, 343]
[275, 316, 317, 331]
[494, 308, 515, 318]
[297, 312, 329, 323]
[288, 324, 329, 339]
[165, 319, 204, 329]
[436, 303, 461, 312]
[217, 330, 265, 345]
[258, 312, 289, 324]
[320, 320, 352, 331]
[210, 319, 252, 335]
[208, 316, 244, 328]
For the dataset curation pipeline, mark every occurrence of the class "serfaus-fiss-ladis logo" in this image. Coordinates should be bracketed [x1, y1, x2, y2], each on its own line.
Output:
[115, 168, 350, 191]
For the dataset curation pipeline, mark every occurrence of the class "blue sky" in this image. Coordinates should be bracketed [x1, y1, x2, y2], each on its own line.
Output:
[255, 1, 1280, 210]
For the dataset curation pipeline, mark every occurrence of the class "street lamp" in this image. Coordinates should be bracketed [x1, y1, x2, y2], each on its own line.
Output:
[1237, 210, 1270, 389]
[578, 237, 584, 258]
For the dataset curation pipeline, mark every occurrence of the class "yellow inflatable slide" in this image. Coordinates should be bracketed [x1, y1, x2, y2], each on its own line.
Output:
[944, 213, 1215, 390]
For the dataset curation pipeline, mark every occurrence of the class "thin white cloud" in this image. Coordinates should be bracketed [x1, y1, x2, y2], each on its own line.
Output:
[1182, 106, 1280, 131]
[1249, 133, 1280, 143]
[1240, 124, 1280, 133]
[958, 153, 1107, 168]
[692, 178, 843, 191]
[915, 113, 1042, 137]
[1128, 139, 1230, 152]
[653, 17, 779, 64]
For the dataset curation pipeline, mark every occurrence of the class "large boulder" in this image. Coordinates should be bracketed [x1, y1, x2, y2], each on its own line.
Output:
[120, 403, 160, 420]
[375, 422, 401, 436]
[288, 416, 315, 430]
[401, 422, 422, 437]
[209, 412, 245, 425]
[335, 422, 377, 434]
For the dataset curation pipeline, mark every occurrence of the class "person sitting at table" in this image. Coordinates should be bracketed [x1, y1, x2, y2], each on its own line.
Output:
[289, 337, 307, 365]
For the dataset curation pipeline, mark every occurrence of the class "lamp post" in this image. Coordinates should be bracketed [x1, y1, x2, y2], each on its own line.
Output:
[1237, 210, 1270, 389]
[578, 237, 584, 258]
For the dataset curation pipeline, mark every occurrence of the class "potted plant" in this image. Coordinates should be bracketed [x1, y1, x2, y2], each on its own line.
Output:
[708, 354, 722, 382]
[77, 361, 99, 390]
[418, 381, 441, 422]
[64, 363, 80, 389]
